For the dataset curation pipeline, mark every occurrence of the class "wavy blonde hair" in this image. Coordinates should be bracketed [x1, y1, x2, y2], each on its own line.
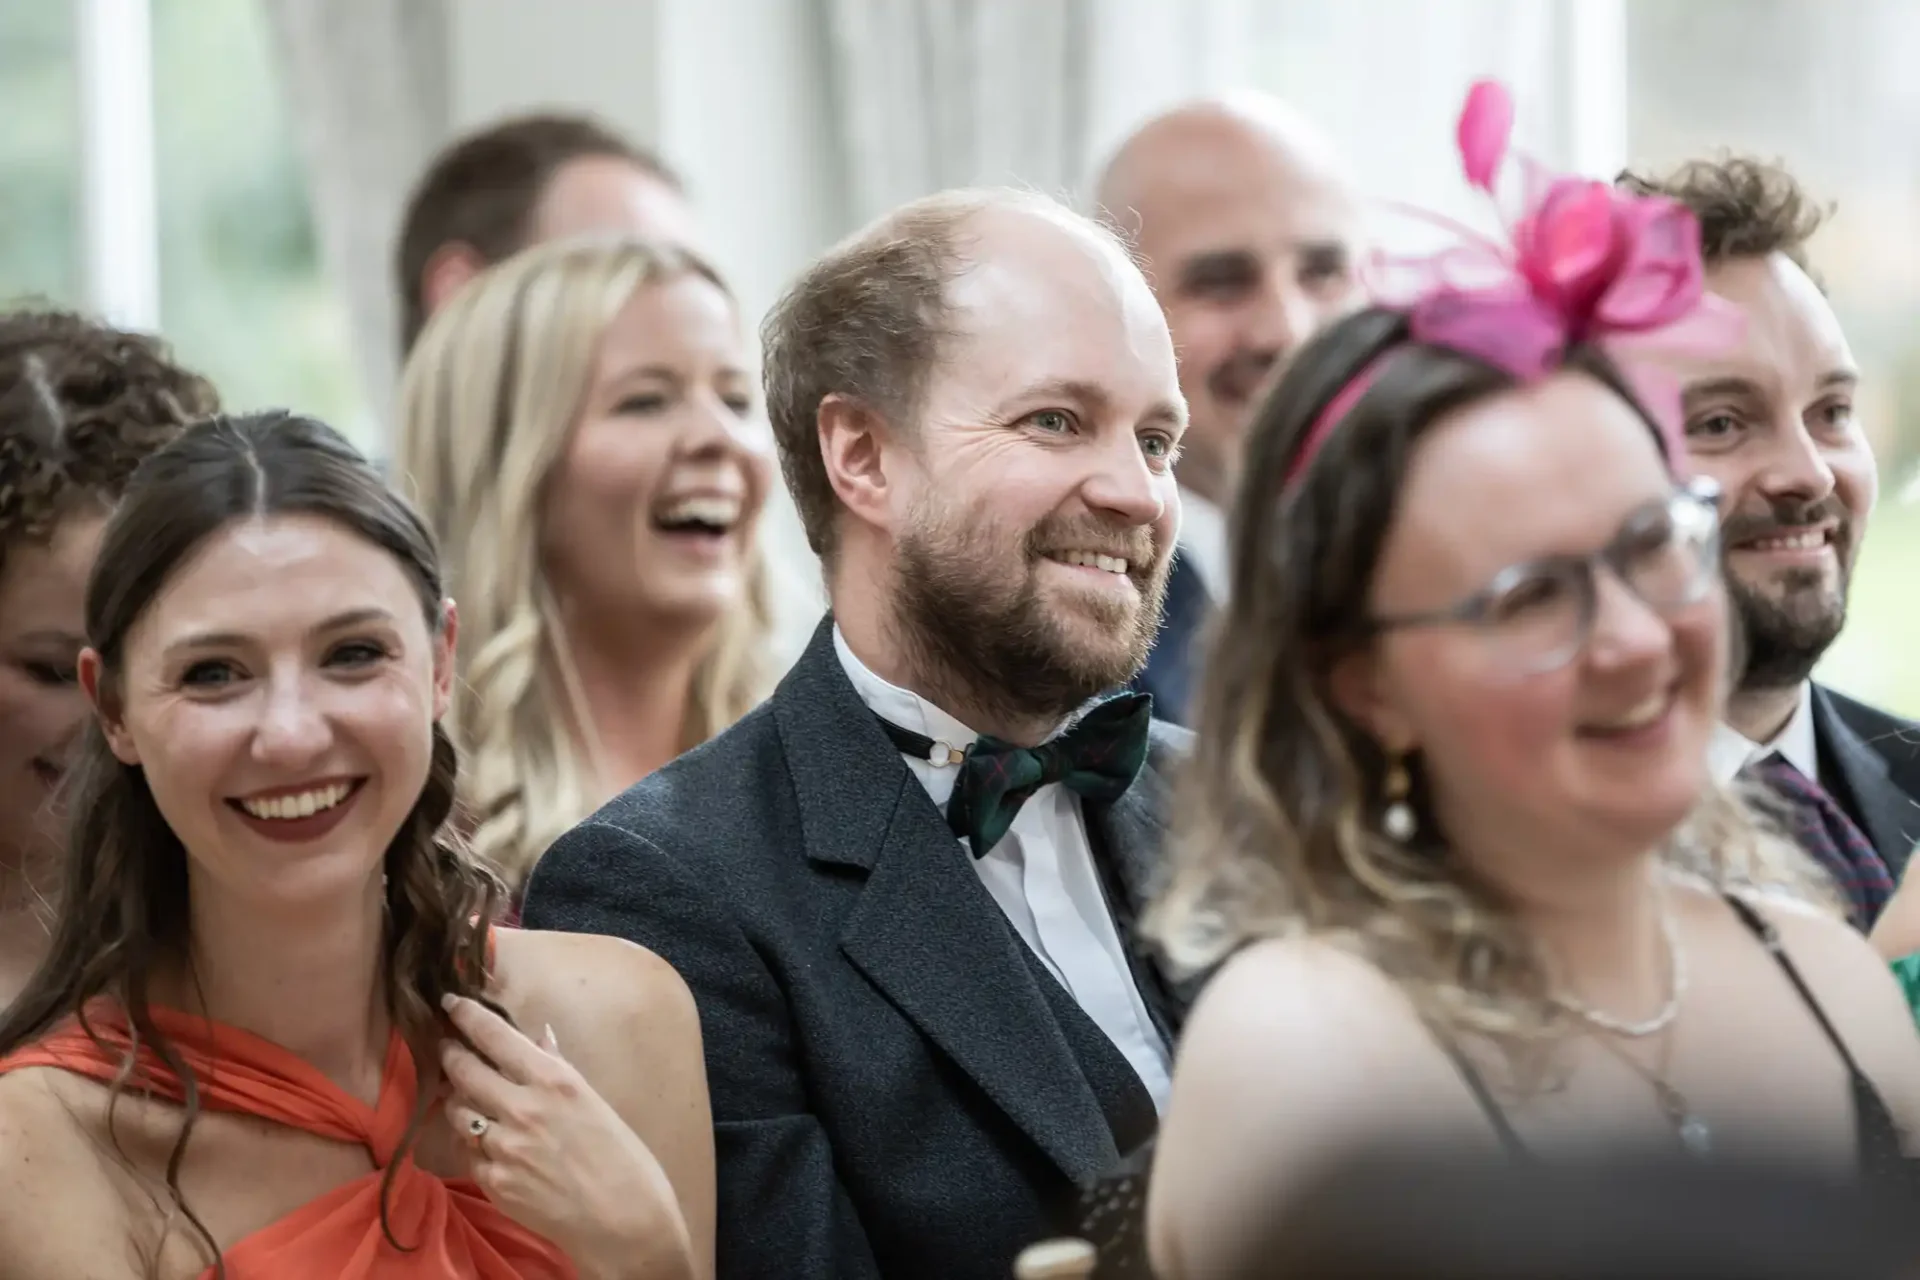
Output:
[396, 235, 775, 892]
[1146, 307, 1831, 1091]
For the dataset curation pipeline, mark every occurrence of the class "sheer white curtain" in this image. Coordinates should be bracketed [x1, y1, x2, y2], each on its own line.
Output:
[264, 0, 1619, 438]
[1198, 0, 1623, 247]
[816, 0, 1301, 221]
[260, 0, 449, 423]
[813, 0, 1624, 242]
[818, 0, 1099, 222]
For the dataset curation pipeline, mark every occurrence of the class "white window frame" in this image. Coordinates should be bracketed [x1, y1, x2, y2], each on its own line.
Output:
[1562, 0, 1629, 179]
[75, 0, 160, 331]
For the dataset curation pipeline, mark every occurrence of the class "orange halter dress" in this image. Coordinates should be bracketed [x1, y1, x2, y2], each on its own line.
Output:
[0, 1003, 575, 1278]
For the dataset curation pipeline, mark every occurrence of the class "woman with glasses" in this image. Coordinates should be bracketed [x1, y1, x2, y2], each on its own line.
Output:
[1136, 82, 1920, 1280]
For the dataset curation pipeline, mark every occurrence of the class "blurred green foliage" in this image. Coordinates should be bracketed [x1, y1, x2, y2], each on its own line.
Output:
[1819, 499, 1920, 718]
[0, 2, 82, 302]
[0, 0, 369, 444]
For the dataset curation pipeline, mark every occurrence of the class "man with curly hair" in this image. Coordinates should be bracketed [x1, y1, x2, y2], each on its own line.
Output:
[0, 307, 218, 1006]
[1619, 158, 1920, 927]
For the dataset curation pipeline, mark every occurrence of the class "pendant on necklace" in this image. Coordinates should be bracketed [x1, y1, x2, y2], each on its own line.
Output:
[1676, 1112, 1712, 1156]
[1655, 1080, 1711, 1157]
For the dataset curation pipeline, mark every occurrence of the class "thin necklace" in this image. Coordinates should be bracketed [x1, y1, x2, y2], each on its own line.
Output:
[1592, 1033, 1712, 1157]
[1553, 888, 1686, 1038]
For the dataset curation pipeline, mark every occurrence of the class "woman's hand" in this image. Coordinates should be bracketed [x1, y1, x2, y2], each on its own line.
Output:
[441, 993, 696, 1280]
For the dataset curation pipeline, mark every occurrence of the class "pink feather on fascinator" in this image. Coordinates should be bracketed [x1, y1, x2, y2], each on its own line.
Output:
[1284, 78, 1742, 489]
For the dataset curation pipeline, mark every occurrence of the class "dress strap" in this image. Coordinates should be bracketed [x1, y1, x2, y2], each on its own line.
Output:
[1434, 1034, 1531, 1158]
[1722, 894, 1906, 1174]
[1721, 896, 1870, 1077]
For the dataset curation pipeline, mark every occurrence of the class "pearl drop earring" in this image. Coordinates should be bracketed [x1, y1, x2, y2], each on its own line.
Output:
[1382, 756, 1416, 842]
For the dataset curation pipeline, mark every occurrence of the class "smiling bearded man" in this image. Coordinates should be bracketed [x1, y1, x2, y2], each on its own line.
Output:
[523, 187, 1195, 1280]
[1620, 157, 1920, 930]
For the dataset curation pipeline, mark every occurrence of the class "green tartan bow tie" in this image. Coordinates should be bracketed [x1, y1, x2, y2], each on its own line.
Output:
[939, 692, 1153, 857]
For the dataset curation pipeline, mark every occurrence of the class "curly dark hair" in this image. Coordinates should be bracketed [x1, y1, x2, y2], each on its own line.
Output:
[1616, 156, 1829, 274]
[0, 306, 219, 575]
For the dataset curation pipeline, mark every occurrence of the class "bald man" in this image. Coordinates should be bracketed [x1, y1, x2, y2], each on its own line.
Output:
[1095, 96, 1364, 724]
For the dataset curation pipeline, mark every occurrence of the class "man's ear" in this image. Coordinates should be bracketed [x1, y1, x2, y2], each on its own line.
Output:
[819, 393, 900, 533]
[420, 242, 489, 319]
[78, 648, 140, 766]
[1326, 644, 1418, 757]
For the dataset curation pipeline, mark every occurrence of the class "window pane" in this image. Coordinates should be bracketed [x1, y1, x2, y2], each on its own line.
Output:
[1628, 0, 1920, 716]
[0, 0, 81, 304]
[151, 0, 371, 447]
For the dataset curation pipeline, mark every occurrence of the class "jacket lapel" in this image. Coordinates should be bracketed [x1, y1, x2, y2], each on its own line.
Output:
[1813, 686, 1920, 879]
[1087, 723, 1202, 1036]
[773, 619, 1119, 1186]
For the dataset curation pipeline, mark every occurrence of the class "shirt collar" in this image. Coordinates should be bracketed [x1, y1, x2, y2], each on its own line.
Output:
[1709, 682, 1819, 783]
[832, 623, 1107, 752]
[832, 625, 979, 756]
[1175, 486, 1228, 603]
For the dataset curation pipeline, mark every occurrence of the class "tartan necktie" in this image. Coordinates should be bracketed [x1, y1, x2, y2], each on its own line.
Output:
[892, 692, 1151, 858]
[1752, 754, 1893, 929]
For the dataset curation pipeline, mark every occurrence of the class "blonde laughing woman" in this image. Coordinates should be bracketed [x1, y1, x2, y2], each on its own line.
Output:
[397, 235, 778, 902]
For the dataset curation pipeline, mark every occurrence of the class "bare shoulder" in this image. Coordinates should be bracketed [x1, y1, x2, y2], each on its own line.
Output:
[0, 1067, 92, 1192]
[489, 927, 716, 1272]
[0, 1069, 132, 1277]
[1180, 934, 1439, 1075]
[1168, 934, 1467, 1139]
[1733, 888, 1898, 991]
[490, 927, 701, 1064]
[1730, 890, 1920, 1135]
[1150, 936, 1480, 1280]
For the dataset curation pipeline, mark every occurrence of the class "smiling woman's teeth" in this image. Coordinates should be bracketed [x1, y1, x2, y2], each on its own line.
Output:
[239, 782, 351, 821]
[655, 496, 740, 529]
[1593, 693, 1667, 731]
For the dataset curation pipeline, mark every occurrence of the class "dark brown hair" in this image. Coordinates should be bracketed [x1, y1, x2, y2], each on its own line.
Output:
[0, 306, 218, 573]
[1616, 156, 1829, 273]
[394, 112, 680, 352]
[0, 410, 505, 1274]
[1147, 306, 1809, 1082]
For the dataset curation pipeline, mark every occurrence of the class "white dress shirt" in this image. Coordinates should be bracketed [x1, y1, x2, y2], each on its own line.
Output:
[832, 626, 1174, 1111]
[1176, 486, 1228, 604]
[1709, 681, 1819, 785]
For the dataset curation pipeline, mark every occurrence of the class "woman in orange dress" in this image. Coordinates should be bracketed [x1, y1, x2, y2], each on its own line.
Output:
[0, 411, 713, 1279]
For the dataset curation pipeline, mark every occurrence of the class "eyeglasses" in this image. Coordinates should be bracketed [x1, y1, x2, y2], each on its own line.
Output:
[1366, 478, 1723, 675]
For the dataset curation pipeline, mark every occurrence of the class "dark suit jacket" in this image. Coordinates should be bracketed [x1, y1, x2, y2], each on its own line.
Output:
[1811, 682, 1920, 881]
[1131, 548, 1210, 727]
[522, 618, 1194, 1280]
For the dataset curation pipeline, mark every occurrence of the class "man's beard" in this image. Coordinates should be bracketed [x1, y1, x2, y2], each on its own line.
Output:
[890, 496, 1170, 730]
[1722, 495, 1851, 691]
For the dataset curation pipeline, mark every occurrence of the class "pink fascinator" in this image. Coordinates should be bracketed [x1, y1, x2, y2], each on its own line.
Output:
[1284, 78, 1742, 488]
